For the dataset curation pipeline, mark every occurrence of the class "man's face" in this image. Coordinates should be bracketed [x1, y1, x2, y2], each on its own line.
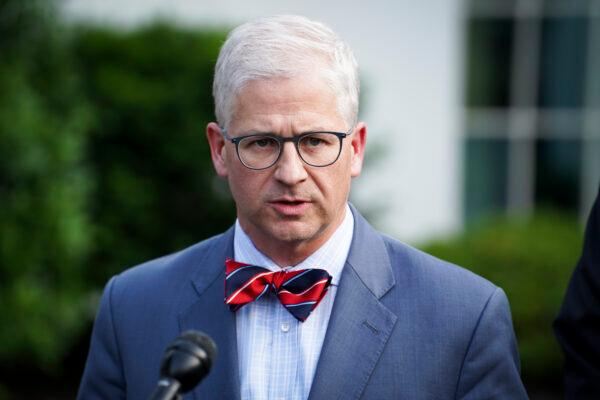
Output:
[207, 75, 366, 261]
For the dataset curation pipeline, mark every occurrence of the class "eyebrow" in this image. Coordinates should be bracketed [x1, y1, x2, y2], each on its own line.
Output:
[238, 127, 332, 135]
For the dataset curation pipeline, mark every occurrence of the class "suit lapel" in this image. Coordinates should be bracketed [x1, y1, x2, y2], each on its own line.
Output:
[308, 206, 398, 400]
[178, 227, 241, 400]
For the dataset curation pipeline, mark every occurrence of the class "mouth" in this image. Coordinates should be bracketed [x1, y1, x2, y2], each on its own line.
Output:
[268, 198, 311, 216]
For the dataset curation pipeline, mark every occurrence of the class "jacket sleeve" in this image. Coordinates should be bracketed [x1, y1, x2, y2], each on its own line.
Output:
[77, 276, 126, 400]
[455, 287, 529, 399]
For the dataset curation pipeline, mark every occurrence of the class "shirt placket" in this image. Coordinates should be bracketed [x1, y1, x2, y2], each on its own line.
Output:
[269, 290, 301, 400]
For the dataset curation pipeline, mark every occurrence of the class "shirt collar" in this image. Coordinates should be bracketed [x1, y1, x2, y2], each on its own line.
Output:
[233, 203, 354, 286]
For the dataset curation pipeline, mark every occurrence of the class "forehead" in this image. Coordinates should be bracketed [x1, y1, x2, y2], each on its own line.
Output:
[228, 75, 344, 133]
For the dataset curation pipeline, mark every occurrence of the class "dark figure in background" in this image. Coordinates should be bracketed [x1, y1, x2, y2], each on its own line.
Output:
[554, 185, 600, 398]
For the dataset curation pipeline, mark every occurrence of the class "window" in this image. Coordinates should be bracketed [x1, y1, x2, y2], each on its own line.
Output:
[464, 0, 600, 221]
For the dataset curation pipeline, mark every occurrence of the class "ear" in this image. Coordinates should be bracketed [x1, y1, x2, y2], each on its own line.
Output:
[350, 122, 367, 178]
[206, 122, 229, 178]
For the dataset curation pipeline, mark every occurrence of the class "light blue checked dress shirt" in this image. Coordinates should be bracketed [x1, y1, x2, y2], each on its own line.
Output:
[233, 204, 354, 400]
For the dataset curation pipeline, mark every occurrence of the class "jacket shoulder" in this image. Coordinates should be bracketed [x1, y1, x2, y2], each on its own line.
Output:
[122, 233, 223, 278]
[108, 230, 231, 305]
[380, 234, 498, 302]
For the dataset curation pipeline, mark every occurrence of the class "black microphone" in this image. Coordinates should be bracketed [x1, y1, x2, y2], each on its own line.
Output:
[148, 330, 217, 400]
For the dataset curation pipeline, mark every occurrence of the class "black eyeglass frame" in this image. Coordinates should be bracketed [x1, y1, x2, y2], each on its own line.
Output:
[220, 127, 354, 170]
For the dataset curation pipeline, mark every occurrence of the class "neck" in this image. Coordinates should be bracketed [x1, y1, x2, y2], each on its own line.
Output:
[255, 236, 328, 267]
[241, 209, 347, 268]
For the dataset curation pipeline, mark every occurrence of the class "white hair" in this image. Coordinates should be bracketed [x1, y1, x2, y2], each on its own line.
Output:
[212, 15, 360, 129]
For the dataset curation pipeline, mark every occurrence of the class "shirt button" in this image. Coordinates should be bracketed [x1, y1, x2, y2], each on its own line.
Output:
[281, 322, 290, 332]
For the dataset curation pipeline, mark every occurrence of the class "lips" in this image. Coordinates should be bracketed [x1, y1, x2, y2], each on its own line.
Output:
[268, 198, 311, 216]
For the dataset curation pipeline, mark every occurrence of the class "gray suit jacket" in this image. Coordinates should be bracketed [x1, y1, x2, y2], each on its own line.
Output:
[78, 206, 528, 399]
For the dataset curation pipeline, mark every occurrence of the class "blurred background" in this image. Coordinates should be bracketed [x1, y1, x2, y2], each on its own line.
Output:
[1, 0, 598, 398]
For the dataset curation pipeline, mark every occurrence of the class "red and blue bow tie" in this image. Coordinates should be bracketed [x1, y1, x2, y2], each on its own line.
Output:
[224, 258, 332, 322]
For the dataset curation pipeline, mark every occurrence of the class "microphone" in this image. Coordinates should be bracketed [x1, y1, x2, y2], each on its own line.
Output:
[148, 330, 217, 400]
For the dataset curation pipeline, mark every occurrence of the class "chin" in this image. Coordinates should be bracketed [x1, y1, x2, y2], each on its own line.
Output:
[268, 222, 320, 244]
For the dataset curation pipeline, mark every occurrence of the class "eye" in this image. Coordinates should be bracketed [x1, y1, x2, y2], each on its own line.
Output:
[307, 137, 324, 146]
[240, 136, 277, 150]
[302, 135, 328, 147]
[301, 133, 337, 149]
[254, 138, 272, 148]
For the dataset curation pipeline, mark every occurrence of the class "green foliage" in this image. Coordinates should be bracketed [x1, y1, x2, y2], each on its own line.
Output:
[420, 211, 583, 383]
[72, 23, 234, 285]
[1, 0, 233, 380]
[0, 0, 92, 368]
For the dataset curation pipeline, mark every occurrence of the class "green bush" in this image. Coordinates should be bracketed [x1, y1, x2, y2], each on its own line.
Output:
[420, 211, 583, 384]
[1, 1, 234, 387]
[0, 0, 92, 368]
[72, 23, 234, 287]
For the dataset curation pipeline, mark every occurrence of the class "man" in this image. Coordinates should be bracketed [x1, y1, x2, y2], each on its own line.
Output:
[554, 185, 600, 398]
[78, 15, 527, 399]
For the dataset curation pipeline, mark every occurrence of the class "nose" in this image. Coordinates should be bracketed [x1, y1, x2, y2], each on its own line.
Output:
[273, 142, 308, 185]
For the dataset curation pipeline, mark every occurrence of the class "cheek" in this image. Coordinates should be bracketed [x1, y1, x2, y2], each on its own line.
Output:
[316, 167, 352, 203]
[228, 168, 267, 203]
[229, 175, 250, 201]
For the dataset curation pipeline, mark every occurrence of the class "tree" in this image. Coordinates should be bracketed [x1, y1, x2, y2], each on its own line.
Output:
[0, 0, 92, 370]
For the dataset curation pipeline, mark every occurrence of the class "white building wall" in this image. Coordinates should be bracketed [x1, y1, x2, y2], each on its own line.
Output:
[62, 0, 465, 244]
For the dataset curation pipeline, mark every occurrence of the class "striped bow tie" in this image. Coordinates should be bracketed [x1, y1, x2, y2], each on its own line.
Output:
[224, 258, 332, 322]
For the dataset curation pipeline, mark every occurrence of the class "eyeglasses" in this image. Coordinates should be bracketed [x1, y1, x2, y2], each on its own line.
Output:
[220, 127, 354, 170]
